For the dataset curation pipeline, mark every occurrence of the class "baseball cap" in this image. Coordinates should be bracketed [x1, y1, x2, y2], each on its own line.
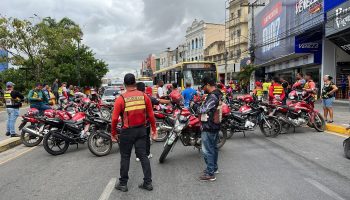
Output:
[6, 82, 15, 87]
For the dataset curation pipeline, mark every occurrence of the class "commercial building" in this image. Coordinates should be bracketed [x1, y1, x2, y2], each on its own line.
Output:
[185, 19, 225, 62]
[159, 49, 175, 69]
[225, 0, 249, 82]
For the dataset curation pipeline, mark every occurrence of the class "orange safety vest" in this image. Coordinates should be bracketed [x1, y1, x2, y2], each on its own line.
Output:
[152, 85, 158, 97]
[273, 85, 283, 95]
[121, 90, 147, 128]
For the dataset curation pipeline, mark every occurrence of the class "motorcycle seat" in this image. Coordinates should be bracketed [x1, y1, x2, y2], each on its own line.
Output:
[94, 118, 111, 124]
[64, 120, 83, 125]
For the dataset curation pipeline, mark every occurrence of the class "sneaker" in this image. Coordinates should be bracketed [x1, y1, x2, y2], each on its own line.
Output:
[5, 132, 10, 136]
[115, 183, 128, 192]
[10, 134, 20, 137]
[138, 183, 153, 191]
[148, 154, 153, 159]
[199, 174, 216, 182]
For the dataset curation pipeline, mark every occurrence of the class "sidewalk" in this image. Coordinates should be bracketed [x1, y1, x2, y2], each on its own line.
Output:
[314, 100, 350, 136]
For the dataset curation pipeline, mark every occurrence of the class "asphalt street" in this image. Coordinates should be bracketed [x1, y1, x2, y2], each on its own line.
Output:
[0, 124, 349, 200]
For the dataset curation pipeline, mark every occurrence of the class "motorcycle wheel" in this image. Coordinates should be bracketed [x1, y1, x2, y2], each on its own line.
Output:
[344, 138, 350, 159]
[43, 130, 69, 156]
[159, 138, 177, 163]
[260, 117, 281, 137]
[100, 107, 111, 120]
[217, 129, 227, 149]
[154, 121, 169, 142]
[226, 131, 234, 139]
[313, 113, 325, 132]
[88, 131, 112, 157]
[20, 125, 43, 147]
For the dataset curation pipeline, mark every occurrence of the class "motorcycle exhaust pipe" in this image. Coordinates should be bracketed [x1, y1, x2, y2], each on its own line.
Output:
[52, 132, 75, 143]
[22, 127, 41, 137]
[157, 125, 173, 132]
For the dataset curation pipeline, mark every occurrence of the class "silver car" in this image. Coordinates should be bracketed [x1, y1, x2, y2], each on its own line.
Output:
[101, 88, 120, 105]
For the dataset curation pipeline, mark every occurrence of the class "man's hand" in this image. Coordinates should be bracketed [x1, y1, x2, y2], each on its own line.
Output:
[111, 135, 118, 143]
[151, 130, 158, 141]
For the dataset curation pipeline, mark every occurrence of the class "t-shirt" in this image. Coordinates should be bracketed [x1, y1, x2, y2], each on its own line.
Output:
[182, 87, 197, 108]
[262, 82, 271, 91]
[157, 87, 164, 97]
[322, 82, 335, 99]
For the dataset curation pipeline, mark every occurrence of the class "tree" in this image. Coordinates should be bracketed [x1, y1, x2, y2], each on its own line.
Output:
[0, 16, 108, 92]
[237, 64, 255, 90]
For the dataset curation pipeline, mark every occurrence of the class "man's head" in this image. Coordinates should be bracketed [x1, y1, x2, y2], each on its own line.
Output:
[6, 82, 15, 90]
[158, 80, 164, 87]
[55, 79, 58, 82]
[61, 82, 67, 87]
[305, 72, 313, 81]
[185, 82, 191, 88]
[35, 83, 43, 90]
[202, 77, 216, 93]
[124, 73, 136, 87]
[43, 84, 49, 89]
[172, 82, 178, 89]
[296, 72, 303, 80]
[136, 82, 146, 92]
[272, 77, 280, 84]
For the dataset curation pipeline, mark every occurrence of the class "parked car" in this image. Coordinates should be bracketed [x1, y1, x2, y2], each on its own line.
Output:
[101, 88, 120, 105]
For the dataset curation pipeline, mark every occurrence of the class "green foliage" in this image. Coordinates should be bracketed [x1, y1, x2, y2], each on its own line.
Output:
[0, 17, 108, 92]
[237, 64, 255, 87]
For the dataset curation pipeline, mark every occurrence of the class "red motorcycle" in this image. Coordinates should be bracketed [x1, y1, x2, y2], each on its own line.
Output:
[154, 104, 174, 142]
[159, 104, 228, 163]
[272, 90, 325, 133]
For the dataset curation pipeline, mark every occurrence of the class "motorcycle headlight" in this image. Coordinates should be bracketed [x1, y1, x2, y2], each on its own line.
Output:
[174, 119, 187, 132]
[179, 115, 188, 123]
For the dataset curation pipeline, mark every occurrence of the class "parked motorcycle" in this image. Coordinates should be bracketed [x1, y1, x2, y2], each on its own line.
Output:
[272, 90, 325, 133]
[159, 105, 227, 163]
[223, 95, 281, 139]
[154, 104, 174, 142]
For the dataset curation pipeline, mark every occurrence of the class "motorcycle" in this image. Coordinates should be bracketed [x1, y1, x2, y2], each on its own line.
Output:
[272, 90, 325, 133]
[222, 95, 281, 139]
[154, 104, 174, 142]
[159, 105, 227, 163]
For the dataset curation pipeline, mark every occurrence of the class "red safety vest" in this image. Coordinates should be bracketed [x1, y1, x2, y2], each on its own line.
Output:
[121, 90, 147, 128]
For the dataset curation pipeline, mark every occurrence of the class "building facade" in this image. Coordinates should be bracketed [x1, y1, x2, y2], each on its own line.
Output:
[159, 49, 175, 69]
[185, 19, 225, 62]
[141, 54, 156, 77]
[204, 40, 226, 83]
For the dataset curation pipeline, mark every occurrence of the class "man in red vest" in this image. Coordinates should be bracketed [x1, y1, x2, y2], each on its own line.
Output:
[269, 77, 286, 103]
[111, 73, 157, 192]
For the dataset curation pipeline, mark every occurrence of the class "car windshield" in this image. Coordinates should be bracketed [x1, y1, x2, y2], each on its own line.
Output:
[103, 89, 119, 96]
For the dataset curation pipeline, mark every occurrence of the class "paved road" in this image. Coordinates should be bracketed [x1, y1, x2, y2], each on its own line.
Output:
[0, 126, 349, 200]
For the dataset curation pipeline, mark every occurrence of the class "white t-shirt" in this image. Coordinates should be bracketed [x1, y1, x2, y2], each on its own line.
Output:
[157, 87, 164, 97]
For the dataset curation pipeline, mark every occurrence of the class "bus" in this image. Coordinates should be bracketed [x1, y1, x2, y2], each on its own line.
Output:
[153, 61, 218, 89]
[136, 76, 153, 87]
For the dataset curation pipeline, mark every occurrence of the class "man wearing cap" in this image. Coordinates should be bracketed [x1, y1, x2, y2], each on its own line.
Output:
[111, 73, 157, 192]
[28, 83, 50, 113]
[4, 82, 24, 137]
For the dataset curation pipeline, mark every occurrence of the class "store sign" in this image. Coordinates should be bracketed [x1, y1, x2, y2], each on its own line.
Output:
[324, 0, 347, 12]
[295, 31, 322, 63]
[296, 0, 323, 15]
[326, 1, 350, 36]
[254, 0, 295, 65]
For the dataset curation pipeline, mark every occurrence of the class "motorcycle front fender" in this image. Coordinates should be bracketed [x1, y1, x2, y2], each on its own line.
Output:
[165, 132, 178, 146]
[18, 121, 27, 130]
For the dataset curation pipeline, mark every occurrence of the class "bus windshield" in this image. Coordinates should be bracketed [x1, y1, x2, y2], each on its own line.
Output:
[183, 70, 216, 86]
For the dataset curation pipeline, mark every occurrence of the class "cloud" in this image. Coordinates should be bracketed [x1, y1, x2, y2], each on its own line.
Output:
[0, 0, 225, 78]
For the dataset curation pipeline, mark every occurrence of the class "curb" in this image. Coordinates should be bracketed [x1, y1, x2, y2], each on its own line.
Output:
[0, 138, 22, 153]
[326, 124, 350, 136]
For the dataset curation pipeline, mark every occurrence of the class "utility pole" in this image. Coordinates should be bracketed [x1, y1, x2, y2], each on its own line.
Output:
[241, 0, 265, 63]
[77, 38, 82, 87]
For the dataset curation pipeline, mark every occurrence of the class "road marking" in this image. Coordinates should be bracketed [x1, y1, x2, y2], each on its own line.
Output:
[325, 131, 349, 138]
[0, 146, 37, 166]
[305, 178, 346, 200]
[98, 178, 117, 200]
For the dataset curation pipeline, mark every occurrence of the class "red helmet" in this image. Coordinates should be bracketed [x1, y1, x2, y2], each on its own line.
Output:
[145, 87, 152, 96]
[27, 108, 39, 116]
[255, 81, 262, 87]
[243, 95, 254, 103]
[169, 90, 182, 104]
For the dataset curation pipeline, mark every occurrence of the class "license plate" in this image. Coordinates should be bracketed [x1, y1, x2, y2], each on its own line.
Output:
[18, 121, 27, 130]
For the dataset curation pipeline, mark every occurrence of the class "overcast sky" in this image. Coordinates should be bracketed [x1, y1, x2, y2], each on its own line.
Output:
[0, 0, 225, 78]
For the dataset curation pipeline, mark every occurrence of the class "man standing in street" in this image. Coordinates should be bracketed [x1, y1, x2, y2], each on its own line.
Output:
[269, 77, 285, 103]
[4, 82, 24, 137]
[303, 72, 317, 108]
[197, 77, 222, 181]
[157, 80, 164, 98]
[111, 73, 157, 192]
[182, 82, 196, 108]
[52, 79, 59, 103]
[262, 79, 271, 101]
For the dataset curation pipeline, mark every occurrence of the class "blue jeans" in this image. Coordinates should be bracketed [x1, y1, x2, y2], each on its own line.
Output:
[30, 104, 51, 114]
[7, 108, 20, 135]
[201, 131, 219, 176]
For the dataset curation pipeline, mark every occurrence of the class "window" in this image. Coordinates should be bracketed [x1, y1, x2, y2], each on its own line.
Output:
[237, 29, 241, 37]
[195, 38, 198, 49]
[191, 57, 194, 61]
[236, 49, 241, 58]
[237, 9, 241, 17]
[192, 40, 194, 49]
[195, 56, 198, 61]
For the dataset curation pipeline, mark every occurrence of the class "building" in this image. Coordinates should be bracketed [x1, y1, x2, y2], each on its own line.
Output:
[141, 54, 156, 77]
[204, 41, 226, 83]
[159, 48, 176, 69]
[225, 0, 249, 81]
[185, 19, 225, 62]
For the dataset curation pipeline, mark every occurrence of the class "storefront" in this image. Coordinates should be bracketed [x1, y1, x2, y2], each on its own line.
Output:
[325, 0, 350, 99]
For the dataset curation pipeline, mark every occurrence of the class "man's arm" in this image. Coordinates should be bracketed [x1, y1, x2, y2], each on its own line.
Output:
[111, 97, 123, 138]
[198, 94, 218, 114]
[145, 95, 156, 133]
[269, 85, 274, 99]
[13, 91, 24, 100]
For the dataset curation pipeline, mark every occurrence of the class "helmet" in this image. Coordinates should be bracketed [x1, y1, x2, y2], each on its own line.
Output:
[255, 81, 262, 86]
[82, 97, 91, 104]
[27, 108, 39, 116]
[243, 95, 254, 103]
[166, 84, 172, 90]
[288, 90, 297, 100]
[169, 90, 182, 104]
[145, 87, 153, 96]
